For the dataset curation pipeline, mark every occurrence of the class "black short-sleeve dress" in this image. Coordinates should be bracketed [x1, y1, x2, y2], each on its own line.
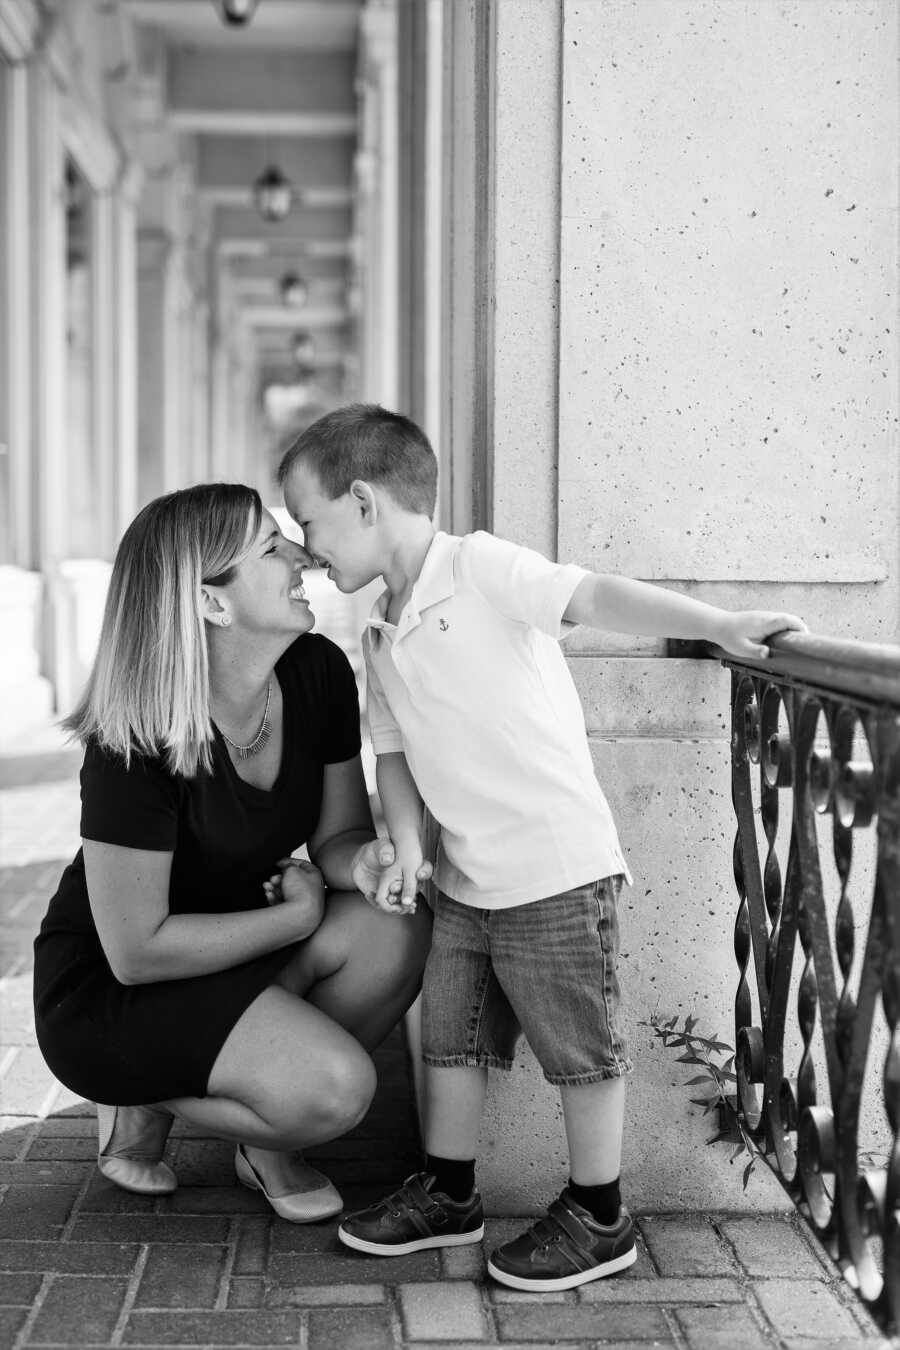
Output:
[32, 634, 361, 1106]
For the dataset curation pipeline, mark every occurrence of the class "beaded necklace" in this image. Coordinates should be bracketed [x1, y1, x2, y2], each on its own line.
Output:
[217, 678, 273, 760]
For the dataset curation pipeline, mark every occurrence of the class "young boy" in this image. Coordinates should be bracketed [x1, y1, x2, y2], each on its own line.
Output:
[278, 404, 805, 1292]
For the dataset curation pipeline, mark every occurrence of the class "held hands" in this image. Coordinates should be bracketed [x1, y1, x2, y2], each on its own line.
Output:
[262, 858, 326, 939]
[351, 838, 433, 916]
[713, 610, 807, 661]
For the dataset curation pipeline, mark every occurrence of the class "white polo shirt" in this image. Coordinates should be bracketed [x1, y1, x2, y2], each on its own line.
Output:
[364, 530, 631, 909]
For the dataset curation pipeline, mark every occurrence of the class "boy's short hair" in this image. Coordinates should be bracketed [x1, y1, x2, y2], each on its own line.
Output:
[278, 403, 438, 516]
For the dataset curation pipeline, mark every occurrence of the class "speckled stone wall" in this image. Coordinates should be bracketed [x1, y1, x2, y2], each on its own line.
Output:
[558, 0, 898, 640]
[491, 0, 561, 558]
[477, 0, 898, 1214]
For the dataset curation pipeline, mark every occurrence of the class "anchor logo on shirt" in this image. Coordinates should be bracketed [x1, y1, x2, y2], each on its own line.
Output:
[439, 619, 449, 631]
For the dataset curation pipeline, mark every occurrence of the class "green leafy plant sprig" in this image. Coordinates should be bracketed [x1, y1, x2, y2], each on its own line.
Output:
[643, 1011, 767, 1191]
[645, 1013, 889, 1198]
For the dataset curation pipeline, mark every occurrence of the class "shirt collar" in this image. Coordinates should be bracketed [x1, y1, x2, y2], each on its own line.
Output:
[366, 531, 456, 637]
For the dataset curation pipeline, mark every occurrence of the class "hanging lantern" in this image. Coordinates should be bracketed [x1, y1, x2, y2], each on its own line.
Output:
[212, 0, 260, 26]
[279, 271, 308, 307]
[252, 165, 293, 223]
[292, 332, 316, 367]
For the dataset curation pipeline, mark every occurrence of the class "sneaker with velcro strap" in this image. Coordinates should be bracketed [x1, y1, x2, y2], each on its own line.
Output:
[487, 1188, 636, 1291]
[337, 1171, 484, 1255]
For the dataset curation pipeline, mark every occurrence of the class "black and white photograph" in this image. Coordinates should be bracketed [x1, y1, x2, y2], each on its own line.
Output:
[0, 2, 897, 1346]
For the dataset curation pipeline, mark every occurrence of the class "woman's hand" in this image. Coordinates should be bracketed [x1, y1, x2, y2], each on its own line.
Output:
[263, 858, 326, 939]
[351, 838, 432, 916]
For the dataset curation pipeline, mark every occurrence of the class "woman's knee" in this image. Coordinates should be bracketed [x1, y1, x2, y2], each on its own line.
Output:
[307, 890, 432, 990]
[279, 1044, 377, 1141]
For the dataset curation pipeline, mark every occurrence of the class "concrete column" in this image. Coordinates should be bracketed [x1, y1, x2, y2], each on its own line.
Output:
[174, 271, 196, 483]
[164, 247, 187, 492]
[0, 51, 52, 737]
[437, 0, 495, 534]
[28, 62, 72, 708]
[209, 331, 231, 481]
[226, 353, 242, 483]
[2, 2, 127, 721]
[422, 0, 443, 460]
[190, 299, 211, 483]
[234, 326, 259, 487]
[353, 147, 378, 401]
[0, 0, 39, 64]
[490, 0, 559, 560]
[136, 226, 176, 504]
[554, 0, 897, 1213]
[466, 0, 898, 1215]
[396, 0, 443, 452]
[1, 60, 33, 569]
[30, 62, 67, 574]
[357, 0, 399, 407]
[91, 189, 116, 557]
[396, 0, 424, 420]
[29, 57, 122, 714]
[112, 166, 141, 534]
[209, 261, 253, 483]
[556, 0, 898, 637]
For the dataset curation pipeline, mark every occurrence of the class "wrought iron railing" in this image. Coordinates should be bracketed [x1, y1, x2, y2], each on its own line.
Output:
[722, 631, 900, 1331]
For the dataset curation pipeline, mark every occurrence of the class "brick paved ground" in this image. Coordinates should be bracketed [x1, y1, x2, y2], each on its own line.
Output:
[0, 736, 895, 1350]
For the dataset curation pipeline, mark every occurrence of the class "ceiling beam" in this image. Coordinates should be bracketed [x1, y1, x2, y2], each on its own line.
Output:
[227, 253, 346, 281]
[195, 135, 353, 191]
[169, 49, 355, 116]
[213, 202, 352, 244]
[257, 343, 347, 364]
[231, 275, 345, 298]
[125, 1, 361, 50]
[218, 237, 352, 260]
[200, 187, 352, 210]
[170, 110, 356, 136]
[245, 303, 347, 328]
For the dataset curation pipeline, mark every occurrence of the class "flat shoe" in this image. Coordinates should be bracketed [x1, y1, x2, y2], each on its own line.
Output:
[235, 1144, 343, 1222]
[96, 1103, 177, 1195]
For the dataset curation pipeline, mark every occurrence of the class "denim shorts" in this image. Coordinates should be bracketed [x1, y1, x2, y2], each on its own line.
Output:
[421, 876, 632, 1086]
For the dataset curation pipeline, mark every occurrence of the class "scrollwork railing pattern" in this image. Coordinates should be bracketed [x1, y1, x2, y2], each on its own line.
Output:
[725, 632, 900, 1331]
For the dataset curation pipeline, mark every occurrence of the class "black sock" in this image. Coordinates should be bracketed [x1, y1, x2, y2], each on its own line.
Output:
[425, 1154, 476, 1202]
[567, 1176, 621, 1226]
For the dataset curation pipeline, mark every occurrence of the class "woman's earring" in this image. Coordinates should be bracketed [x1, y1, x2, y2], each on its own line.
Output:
[220, 614, 232, 627]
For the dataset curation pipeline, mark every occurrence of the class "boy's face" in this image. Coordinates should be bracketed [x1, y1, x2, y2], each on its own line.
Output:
[283, 462, 381, 593]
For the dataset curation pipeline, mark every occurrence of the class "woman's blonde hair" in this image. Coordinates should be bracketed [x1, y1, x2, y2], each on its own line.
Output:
[64, 483, 263, 777]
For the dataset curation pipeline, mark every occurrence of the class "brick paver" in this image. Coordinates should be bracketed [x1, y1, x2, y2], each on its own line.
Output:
[639, 1212, 738, 1276]
[719, 1214, 831, 1278]
[755, 1278, 873, 1340]
[400, 1282, 488, 1340]
[676, 1303, 771, 1350]
[0, 743, 895, 1350]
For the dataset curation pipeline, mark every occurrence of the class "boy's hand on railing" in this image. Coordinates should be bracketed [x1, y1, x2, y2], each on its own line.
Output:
[713, 610, 808, 661]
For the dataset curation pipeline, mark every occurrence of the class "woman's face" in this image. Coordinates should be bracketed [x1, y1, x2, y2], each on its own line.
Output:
[214, 508, 316, 638]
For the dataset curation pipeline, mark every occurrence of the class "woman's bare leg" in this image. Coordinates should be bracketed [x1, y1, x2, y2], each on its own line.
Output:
[162, 891, 431, 1192]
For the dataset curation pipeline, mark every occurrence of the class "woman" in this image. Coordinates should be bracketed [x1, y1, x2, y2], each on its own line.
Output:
[33, 483, 431, 1220]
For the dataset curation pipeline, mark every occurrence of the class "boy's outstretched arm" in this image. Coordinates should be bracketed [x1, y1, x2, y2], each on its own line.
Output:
[564, 574, 807, 659]
[373, 751, 431, 913]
